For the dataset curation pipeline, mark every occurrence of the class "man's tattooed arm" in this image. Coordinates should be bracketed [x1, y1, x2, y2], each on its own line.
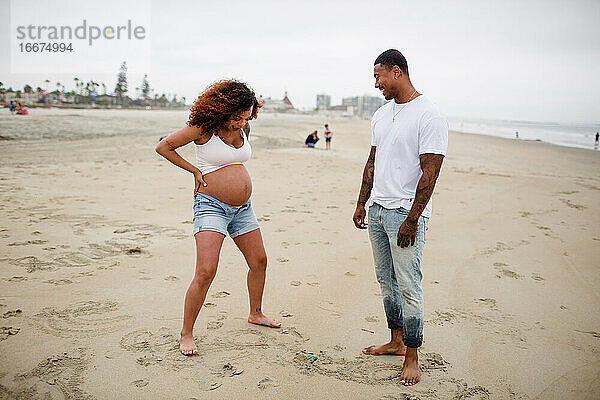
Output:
[397, 153, 444, 247]
[353, 146, 376, 229]
[407, 153, 444, 223]
[357, 146, 376, 205]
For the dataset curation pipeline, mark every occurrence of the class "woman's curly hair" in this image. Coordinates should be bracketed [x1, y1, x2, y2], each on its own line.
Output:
[187, 80, 262, 134]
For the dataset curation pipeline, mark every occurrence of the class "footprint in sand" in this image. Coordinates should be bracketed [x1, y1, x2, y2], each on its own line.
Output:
[475, 298, 499, 311]
[213, 291, 230, 298]
[290, 281, 302, 286]
[258, 377, 279, 389]
[277, 258, 289, 263]
[45, 278, 74, 285]
[6, 276, 27, 282]
[207, 321, 223, 330]
[280, 327, 305, 340]
[216, 311, 228, 321]
[560, 198, 587, 210]
[2, 309, 22, 318]
[8, 239, 47, 246]
[481, 240, 529, 256]
[364, 316, 379, 323]
[10, 256, 55, 273]
[0, 326, 20, 341]
[493, 263, 521, 279]
[213, 362, 244, 377]
[131, 378, 149, 388]
[531, 273, 545, 281]
[164, 275, 179, 281]
[121, 327, 195, 369]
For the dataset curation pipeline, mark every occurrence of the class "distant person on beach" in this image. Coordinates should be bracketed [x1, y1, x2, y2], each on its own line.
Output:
[353, 49, 447, 386]
[8, 101, 15, 112]
[324, 124, 333, 149]
[156, 80, 280, 356]
[305, 130, 319, 148]
[515, 130, 519, 139]
[595, 132, 599, 146]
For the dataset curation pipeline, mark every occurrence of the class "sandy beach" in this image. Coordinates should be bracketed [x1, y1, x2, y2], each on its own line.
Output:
[0, 109, 599, 399]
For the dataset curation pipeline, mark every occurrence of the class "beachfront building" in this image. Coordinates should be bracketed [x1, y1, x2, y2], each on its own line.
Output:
[1, 90, 43, 105]
[342, 95, 384, 118]
[327, 104, 354, 117]
[260, 92, 295, 112]
[316, 93, 331, 111]
[95, 95, 119, 106]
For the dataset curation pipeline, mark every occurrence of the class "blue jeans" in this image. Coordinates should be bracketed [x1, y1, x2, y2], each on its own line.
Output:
[368, 202, 428, 348]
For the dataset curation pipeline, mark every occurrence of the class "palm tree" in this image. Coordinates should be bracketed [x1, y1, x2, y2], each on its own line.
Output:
[73, 77, 79, 103]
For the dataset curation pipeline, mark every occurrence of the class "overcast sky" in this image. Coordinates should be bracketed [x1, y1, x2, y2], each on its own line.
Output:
[1, 0, 599, 123]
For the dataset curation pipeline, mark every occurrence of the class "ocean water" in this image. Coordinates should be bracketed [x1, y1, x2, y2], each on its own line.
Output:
[449, 117, 600, 151]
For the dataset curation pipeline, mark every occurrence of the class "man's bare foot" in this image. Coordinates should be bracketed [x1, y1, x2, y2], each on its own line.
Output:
[399, 348, 420, 386]
[248, 312, 281, 328]
[362, 342, 406, 356]
[179, 333, 198, 356]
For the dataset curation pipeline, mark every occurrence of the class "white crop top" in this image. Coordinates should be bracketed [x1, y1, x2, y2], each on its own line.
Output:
[195, 130, 252, 175]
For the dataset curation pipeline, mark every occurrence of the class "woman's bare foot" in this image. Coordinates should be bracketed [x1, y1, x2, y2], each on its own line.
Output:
[399, 348, 420, 386]
[248, 312, 281, 328]
[179, 333, 198, 356]
[362, 341, 407, 355]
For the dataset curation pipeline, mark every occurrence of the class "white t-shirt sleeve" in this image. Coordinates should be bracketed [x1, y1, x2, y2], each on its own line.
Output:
[419, 116, 448, 155]
[371, 118, 378, 146]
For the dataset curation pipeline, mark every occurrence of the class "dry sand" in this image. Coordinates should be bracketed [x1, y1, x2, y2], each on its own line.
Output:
[0, 110, 599, 399]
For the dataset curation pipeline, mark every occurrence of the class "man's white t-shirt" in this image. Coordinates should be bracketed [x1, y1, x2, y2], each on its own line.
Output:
[370, 95, 448, 218]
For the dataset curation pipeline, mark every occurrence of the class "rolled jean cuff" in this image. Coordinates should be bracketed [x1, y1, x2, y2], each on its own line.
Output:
[388, 322, 403, 330]
[403, 336, 422, 348]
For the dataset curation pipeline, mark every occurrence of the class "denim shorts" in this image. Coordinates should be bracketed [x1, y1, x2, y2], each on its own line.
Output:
[192, 193, 260, 238]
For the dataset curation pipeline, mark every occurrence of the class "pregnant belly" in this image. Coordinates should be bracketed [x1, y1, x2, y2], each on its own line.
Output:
[197, 164, 252, 206]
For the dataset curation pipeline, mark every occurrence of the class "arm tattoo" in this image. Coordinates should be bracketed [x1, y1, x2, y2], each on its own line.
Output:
[357, 146, 376, 205]
[165, 139, 176, 151]
[407, 153, 444, 222]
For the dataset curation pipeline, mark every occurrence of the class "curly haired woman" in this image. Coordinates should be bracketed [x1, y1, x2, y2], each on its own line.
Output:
[156, 80, 280, 356]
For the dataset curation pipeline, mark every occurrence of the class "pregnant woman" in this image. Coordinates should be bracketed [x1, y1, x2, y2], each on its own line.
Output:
[155, 80, 280, 356]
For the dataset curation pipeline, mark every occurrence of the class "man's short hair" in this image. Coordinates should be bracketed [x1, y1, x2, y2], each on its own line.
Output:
[374, 49, 409, 76]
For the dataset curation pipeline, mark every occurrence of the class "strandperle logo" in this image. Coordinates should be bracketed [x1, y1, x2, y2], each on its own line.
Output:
[15, 20, 146, 46]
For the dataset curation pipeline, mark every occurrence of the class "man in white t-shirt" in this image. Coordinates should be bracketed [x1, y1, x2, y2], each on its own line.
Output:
[352, 49, 448, 386]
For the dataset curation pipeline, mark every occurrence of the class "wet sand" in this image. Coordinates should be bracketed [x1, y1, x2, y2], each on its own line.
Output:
[0, 109, 599, 399]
